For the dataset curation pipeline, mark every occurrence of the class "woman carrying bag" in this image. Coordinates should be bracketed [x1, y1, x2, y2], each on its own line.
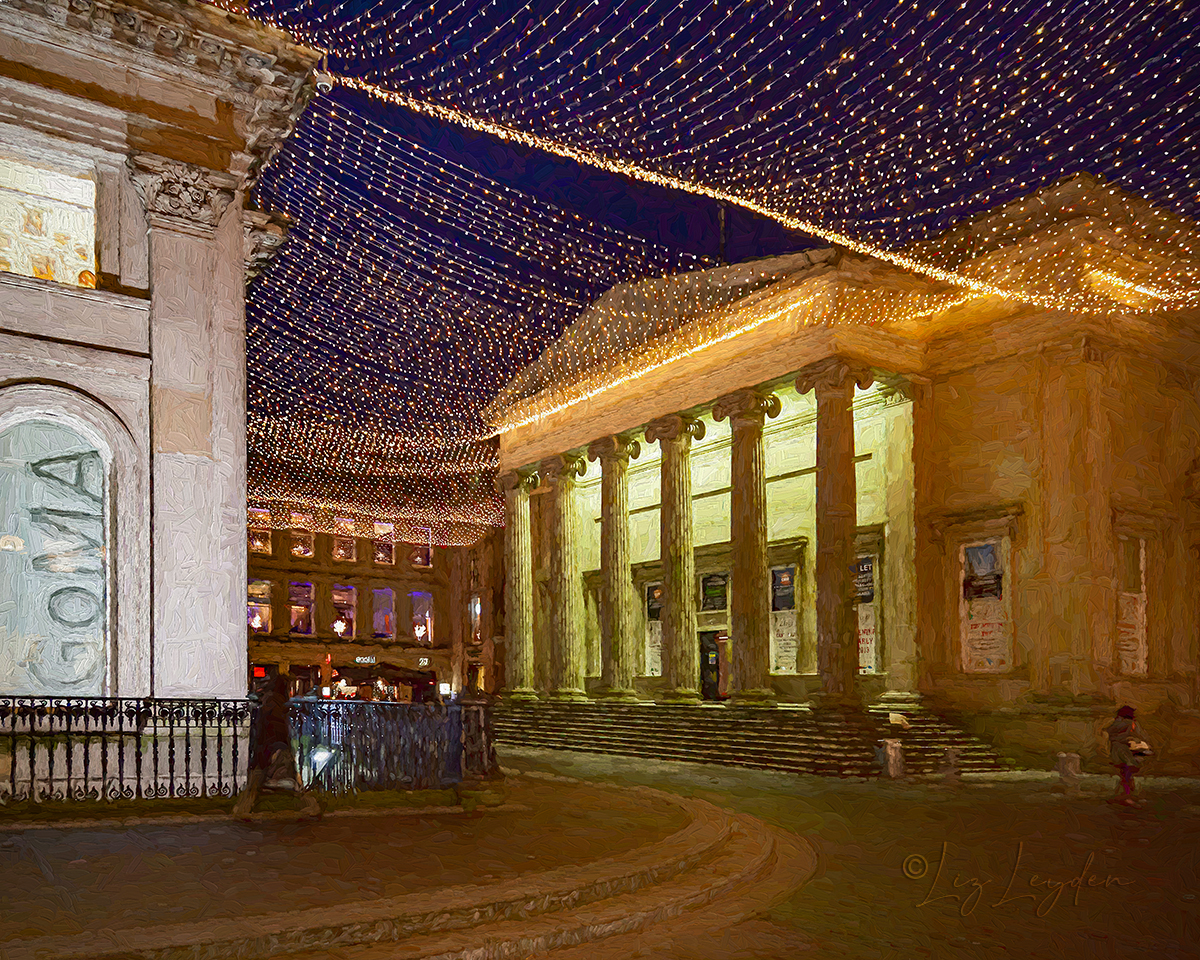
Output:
[1105, 705, 1152, 807]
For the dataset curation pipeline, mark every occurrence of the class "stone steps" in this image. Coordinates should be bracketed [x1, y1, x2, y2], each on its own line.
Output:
[1, 783, 755, 960]
[493, 701, 1010, 776]
[295, 790, 815, 960]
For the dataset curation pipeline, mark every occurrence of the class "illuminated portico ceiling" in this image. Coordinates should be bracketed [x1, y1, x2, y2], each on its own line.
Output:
[233, 0, 1200, 543]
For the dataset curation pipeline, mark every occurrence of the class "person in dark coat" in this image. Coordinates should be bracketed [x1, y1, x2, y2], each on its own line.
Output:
[1105, 705, 1148, 807]
[233, 673, 320, 818]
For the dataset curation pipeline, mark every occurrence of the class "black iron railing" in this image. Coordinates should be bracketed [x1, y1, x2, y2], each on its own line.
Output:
[1, 696, 499, 804]
[288, 700, 464, 793]
[1, 697, 254, 803]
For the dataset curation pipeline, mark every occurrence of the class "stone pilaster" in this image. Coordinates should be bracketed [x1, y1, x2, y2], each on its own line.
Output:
[713, 388, 781, 703]
[497, 469, 538, 700]
[129, 153, 247, 698]
[587, 433, 641, 700]
[541, 454, 588, 700]
[796, 358, 874, 701]
[644, 414, 706, 702]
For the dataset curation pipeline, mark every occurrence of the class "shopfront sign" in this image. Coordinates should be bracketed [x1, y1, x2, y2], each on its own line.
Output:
[355, 655, 376, 664]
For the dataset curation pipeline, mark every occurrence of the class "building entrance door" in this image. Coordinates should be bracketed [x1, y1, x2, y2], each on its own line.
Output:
[700, 631, 729, 701]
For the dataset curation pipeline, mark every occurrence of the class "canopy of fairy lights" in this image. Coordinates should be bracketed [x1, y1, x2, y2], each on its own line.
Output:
[232, 0, 1200, 545]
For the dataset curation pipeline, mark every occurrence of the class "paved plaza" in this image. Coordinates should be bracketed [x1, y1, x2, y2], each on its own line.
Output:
[499, 749, 1200, 960]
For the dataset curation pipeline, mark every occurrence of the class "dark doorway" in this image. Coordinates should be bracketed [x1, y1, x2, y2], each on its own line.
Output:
[700, 631, 723, 701]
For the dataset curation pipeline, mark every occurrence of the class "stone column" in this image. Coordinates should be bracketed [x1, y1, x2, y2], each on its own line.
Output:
[541, 454, 588, 700]
[714, 388, 781, 703]
[645, 414, 706, 702]
[796, 358, 874, 701]
[497, 469, 538, 700]
[588, 434, 641, 700]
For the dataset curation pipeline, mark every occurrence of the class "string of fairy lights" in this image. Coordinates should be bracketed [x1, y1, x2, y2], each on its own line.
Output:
[237, 0, 1200, 543]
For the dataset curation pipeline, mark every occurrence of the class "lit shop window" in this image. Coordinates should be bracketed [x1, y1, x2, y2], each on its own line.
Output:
[470, 594, 482, 644]
[289, 581, 314, 635]
[333, 517, 357, 562]
[290, 511, 314, 558]
[247, 580, 272, 634]
[0, 156, 96, 288]
[410, 591, 434, 645]
[373, 521, 395, 565]
[409, 525, 433, 568]
[248, 509, 273, 556]
[373, 587, 395, 639]
[1116, 536, 1148, 677]
[332, 585, 356, 639]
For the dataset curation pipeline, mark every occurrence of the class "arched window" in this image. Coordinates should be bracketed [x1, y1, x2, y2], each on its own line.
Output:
[0, 415, 110, 695]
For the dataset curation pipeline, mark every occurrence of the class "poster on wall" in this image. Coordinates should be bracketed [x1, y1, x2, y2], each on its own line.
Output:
[645, 583, 663, 677]
[856, 556, 877, 674]
[961, 543, 1011, 673]
[701, 573, 729, 612]
[772, 567, 795, 611]
[771, 610, 798, 674]
[1116, 592, 1147, 676]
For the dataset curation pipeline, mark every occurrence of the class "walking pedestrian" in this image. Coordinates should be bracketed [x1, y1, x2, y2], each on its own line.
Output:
[1105, 704, 1150, 807]
[233, 672, 320, 818]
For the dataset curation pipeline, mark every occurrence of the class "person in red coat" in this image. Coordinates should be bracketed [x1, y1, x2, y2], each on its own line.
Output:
[1105, 705, 1149, 807]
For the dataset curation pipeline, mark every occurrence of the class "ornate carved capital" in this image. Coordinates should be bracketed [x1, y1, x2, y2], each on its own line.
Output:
[644, 414, 706, 445]
[495, 469, 539, 495]
[795, 357, 874, 396]
[587, 433, 641, 464]
[540, 454, 586, 484]
[244, 207, 291, 281]
[712, 388, 782, 425]
[128, 154, 238, 234]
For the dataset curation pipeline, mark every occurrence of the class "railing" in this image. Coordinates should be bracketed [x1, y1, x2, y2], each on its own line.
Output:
[289, 700, 463, 794]
[1, 697, 253, 803]
[2, 696, 499, 804]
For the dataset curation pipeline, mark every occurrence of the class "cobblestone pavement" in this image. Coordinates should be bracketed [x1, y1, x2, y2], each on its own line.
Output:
[499, 749, 1200, 960]
[0, 777, 687, 943]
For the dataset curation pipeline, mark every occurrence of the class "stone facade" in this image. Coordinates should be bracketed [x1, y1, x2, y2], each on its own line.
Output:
[491, 176, 1200, 772]
[0, 0, 318, 698]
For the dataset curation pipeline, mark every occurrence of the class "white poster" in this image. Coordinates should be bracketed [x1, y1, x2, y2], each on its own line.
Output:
[857, 603, 877, 674]
[1117, 592, 1147, 676]
[963, 597, 1010, 673]
[771, 611, 797, 674]
[645, 620, 663, 677]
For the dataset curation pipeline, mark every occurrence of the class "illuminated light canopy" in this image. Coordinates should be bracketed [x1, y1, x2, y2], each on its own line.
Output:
[229, 0, 1200, 542]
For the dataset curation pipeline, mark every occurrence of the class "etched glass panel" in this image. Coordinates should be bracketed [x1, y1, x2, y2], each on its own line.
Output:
[0, 418, 107, 695]
[0, 157, 96, 288]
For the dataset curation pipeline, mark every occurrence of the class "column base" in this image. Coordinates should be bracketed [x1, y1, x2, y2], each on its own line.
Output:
[730, 689, 778, 706]
[548, 689, 590, 702]
[502, 688, 540, 703]
[592, 687, 641, 702]
[659, 688, 702, 704]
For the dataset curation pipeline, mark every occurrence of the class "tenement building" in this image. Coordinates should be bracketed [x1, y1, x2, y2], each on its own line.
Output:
[244, 509, 459, 701]
[0, 0, 317, 699]
[488, 176, 1200, 772]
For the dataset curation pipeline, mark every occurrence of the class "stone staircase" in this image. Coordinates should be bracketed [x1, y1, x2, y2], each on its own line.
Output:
[493, 699, 1010, 776]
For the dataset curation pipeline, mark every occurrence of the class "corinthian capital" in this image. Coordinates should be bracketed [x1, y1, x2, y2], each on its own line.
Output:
[587, 433, 641, 465]
[795, 356, 874, 397]
[540, 454, 586, 484]
[244, 207, 291, 281]
[495, 468, 539, 495]
[127, 154, 239, 234]
[712, 388, 782, 425]
[644, 414, 706, 445]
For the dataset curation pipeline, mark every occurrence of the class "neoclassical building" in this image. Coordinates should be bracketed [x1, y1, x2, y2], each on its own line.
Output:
[0, 0, 317, 699]
[489, 176, 1200, 768]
